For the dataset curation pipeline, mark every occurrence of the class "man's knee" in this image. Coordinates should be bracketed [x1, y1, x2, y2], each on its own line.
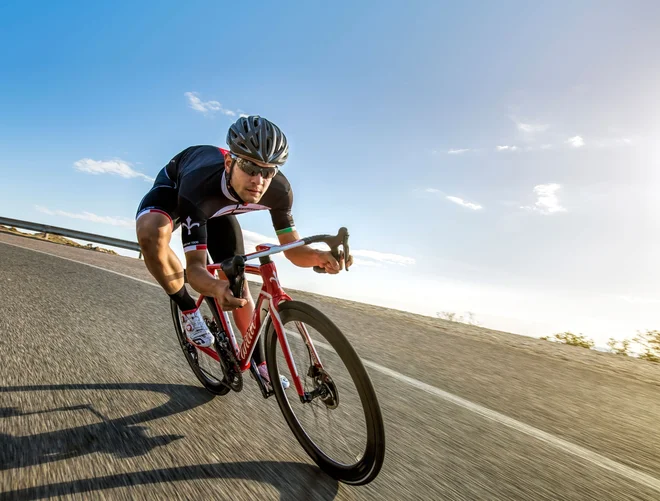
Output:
[136, 213, 172, 252]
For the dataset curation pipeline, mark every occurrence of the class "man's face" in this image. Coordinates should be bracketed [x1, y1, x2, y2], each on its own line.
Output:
[225, 155, 278, 204]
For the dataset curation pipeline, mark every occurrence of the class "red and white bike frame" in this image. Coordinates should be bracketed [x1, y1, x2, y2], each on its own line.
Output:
[190, 241, 324, 397]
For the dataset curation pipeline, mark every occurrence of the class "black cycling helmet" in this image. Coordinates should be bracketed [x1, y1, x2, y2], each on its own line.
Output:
[226, 115, 289, 166]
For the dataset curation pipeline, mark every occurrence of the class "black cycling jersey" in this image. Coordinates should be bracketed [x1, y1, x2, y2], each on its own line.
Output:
[136, 145, 296, 253]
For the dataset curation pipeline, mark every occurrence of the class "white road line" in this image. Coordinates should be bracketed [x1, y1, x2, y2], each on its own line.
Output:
[364, 357, 660, 493]
[5, 239, 660, 493]
[292, 343, 660, 494]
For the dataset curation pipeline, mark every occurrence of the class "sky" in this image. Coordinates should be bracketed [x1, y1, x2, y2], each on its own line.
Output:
[1, 1, 659, 347]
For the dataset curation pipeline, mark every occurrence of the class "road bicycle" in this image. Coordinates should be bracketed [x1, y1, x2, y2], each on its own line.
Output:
[170, 227, 385, 485]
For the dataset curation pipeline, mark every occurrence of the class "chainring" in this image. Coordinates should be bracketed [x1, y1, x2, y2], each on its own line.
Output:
[207, 318, 243, 392]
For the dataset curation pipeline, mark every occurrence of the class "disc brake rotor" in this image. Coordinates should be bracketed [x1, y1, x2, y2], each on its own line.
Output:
[312, 370, 339, 409]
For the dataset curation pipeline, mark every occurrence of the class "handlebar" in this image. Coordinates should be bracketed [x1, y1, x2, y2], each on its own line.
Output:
[219, 227, 351, 299]
[306, 227, 350, 274]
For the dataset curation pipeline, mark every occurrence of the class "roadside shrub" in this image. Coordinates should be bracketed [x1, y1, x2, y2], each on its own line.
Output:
[632, 330, 660, 363]
[540, 331, 595, 349]
[436, 311, 480, 326]
[607, 338, 631, 356]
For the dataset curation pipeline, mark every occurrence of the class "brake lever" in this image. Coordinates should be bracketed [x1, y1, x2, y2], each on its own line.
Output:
[313, 227, 351, 274]
[220, 255, 246, 299]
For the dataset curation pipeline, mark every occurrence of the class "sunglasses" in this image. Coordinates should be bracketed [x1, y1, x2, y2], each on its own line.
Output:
[232, 155, 279, 179]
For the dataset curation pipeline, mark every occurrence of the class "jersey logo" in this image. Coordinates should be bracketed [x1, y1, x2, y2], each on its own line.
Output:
[181, 216, 200, 235]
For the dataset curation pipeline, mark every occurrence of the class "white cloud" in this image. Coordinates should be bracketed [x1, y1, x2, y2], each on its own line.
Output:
[448, 148, 470, 155]
[426, 188, 440, 193]
[567, 136, 585, 148]
[35, 206, 134, 227]
[185, 91, 236, 116]
[350, 249, 415, 266]
[520, 183, 567, 215]
[447, 196, 483, 211]
[496, 145, 519, 151]
[516, 121, 549, 134]
[74, 158, 154, 182]
[509, 117, 550, 143]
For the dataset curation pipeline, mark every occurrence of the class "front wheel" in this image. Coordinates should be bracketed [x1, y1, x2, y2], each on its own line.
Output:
[265, 300, 386, 485]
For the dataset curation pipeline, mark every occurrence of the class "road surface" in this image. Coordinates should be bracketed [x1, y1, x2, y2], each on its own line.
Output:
[1, 231, 659, 500]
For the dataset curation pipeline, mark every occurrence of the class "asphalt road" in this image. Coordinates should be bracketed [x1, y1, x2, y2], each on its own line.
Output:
[1, 232, 660, 500]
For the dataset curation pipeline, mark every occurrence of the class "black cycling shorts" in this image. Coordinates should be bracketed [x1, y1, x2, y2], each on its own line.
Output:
[136, 168, 244, 263]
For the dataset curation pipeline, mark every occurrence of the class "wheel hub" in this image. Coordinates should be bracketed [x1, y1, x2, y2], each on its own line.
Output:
[315, 372, 339, 409]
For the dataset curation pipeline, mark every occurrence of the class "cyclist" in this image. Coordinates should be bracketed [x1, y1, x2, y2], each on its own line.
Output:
[135, 115, 351, 390]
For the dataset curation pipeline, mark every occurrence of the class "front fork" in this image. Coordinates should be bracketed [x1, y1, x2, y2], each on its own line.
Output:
[271, 309, 332, 405]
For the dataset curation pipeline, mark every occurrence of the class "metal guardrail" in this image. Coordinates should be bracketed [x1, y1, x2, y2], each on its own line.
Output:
[0, 216, 142, 258]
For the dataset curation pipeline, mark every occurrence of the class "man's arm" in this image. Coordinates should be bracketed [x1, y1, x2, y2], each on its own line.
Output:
[185, 249, 247, 310]
[279, 229, 350, 274]
[270, 180, 350, 273]
[279, 229, 321, 267]
[185, 249, 220, 298]
[177, 195, 244, 307]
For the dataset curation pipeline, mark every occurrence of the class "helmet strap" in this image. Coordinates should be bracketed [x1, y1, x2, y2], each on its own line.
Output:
[226, 159, 246, 204]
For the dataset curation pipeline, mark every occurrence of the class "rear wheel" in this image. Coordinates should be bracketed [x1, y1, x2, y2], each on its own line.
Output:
[265, 300, 385, 485]
[170, 298, 231, 396]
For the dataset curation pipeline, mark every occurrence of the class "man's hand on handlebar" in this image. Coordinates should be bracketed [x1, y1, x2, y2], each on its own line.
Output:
[316, 250, 353, 274]
[214, 279, 248, 311]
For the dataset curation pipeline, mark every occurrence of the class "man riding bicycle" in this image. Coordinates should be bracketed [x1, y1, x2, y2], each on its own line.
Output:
[135, 115, 351, 389]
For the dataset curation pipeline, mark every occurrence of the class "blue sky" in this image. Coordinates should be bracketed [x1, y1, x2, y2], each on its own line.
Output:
[2, 1, 659, 345]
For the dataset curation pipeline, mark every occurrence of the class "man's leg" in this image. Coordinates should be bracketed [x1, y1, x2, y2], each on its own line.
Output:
[136, 211, 213, 346]
[206, 216, 287, 388]
[207, 215, 265, 364]
[230, 279, 256, 330]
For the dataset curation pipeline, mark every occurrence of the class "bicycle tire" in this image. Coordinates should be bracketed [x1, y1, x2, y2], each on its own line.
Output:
[265, 300, 386, 485]
[170, 299, 231, 396]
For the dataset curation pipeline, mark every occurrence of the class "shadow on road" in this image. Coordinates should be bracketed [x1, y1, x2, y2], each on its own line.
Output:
[0, 382, 340, 500]
[0, 460, 338, 501]
[0, 381, 214, 470]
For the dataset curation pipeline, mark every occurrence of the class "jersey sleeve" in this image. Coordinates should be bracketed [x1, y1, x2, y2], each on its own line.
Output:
[177, 196, 209, 253]
[270, 182, 296, 236]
